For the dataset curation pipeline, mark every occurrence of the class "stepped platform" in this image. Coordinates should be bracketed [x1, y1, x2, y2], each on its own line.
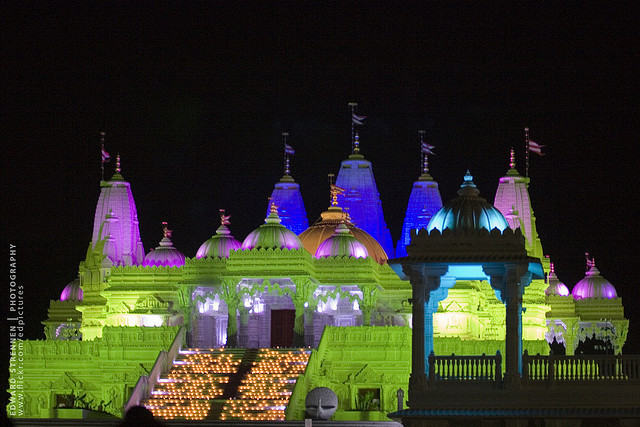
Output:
[143, 347, 310, 422]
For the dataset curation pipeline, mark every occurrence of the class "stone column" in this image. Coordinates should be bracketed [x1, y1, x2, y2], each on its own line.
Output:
[407, 267, 426, 402]
[225, 301, 239, 347]
[485, 263, 531, 388]
[405, 263, 449, 405]
[238, 307, 249, 347]
[504, 275, 523, 386]
[293, 301, 305, 347]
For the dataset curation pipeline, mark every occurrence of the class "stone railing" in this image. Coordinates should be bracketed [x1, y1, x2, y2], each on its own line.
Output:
[522, 351, 640, 383]
[124, 326, 185, 414]
[428, 351, 502, 385]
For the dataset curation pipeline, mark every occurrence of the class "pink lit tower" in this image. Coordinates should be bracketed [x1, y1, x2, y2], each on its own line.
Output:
[493, 147, 545, 261]
[76, 145, 146, 340]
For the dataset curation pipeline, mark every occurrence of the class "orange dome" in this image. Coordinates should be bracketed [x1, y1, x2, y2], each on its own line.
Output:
[299, 206, 388, 264]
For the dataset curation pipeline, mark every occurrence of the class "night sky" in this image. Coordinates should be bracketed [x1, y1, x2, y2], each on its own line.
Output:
[4, 3, 639, 353]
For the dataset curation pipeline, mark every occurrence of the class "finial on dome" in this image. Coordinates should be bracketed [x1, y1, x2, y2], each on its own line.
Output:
[330, 184, 345, 207]
[509, 147, 516, 169]
[115, 153, 121, 173]
[219, 209, 231, 226]
[269, 199, 279, 215]
[354, 131, 360, 153]
[162, 221, 172, 239]
[585, 252, 594, 270]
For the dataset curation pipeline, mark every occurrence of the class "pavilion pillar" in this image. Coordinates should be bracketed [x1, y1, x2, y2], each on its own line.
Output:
[485, 263, 531, 388]
[405, 264, 449, 405]
[407, 271, 427, 404]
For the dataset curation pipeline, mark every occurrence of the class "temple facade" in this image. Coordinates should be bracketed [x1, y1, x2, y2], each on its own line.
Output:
[9, 132, 631, 422]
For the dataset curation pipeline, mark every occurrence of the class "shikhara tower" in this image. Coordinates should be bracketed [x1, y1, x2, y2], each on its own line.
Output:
[75, 155, 146, 340]
[335, 142, 395, 257]
[266, 133, 309, 234]
[396, 133, 443, 257]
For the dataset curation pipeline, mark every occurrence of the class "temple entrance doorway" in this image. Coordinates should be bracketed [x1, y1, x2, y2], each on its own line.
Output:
[271, 309, 295, 347]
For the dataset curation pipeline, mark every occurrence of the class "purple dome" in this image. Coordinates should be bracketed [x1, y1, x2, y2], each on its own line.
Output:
[241, 206, 302, 251]
[545, 262, 570, 296]
[60, 279, 83, 302]
[143, 224, 185, 267]
[196, 224, 242, 259]
[572, 262, 617, 300]
[315, 223, 369, 259]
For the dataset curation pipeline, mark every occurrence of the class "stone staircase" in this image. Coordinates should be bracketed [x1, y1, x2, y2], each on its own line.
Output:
[143, 347, 310, 421]
[220, 348, 311, 421]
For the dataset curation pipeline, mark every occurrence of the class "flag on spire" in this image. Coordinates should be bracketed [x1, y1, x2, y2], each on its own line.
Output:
[101, 147, 111, 162]
[352, 113, 367, 126]
[421, 141, 435, 155]
[528, 140, 545, 156]
[284, 143, 295, 156]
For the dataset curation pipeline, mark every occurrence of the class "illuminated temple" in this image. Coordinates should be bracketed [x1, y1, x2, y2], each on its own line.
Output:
[8, 133, 635, 424]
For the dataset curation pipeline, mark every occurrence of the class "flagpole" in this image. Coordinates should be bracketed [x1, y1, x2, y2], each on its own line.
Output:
[524, 127, 530, 177]
[282, 132, 290, 176]
[348, 102, 358, 153]
[418, 130, 427, 174]
[100, 131, 106, 181]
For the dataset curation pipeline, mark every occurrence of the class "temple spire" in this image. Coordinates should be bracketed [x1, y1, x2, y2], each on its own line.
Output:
[396, 134, 443, 256]
[115, 153, 121, 174]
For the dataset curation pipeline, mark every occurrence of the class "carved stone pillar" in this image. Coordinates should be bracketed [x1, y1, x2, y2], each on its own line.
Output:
[484, 263, 531, 388]
[225, 302, 238, 347]
[293, 302, 305, 347]
[405, 263, 449, 405]
[238, 308, 249, 347]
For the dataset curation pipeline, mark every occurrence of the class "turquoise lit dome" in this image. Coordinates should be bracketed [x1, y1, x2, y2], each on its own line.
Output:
[196, 223, 242, 259]
[143, 225, 185, 267]
[426, 171, 509, 233]
[572, 261, 617, 300]
[315, 223, 369, 259]
[60, 279, 83, 302]
[241, 208, 303, 250]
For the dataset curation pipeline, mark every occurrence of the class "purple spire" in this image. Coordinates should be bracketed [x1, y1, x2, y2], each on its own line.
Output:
[91, 156, 145, 265]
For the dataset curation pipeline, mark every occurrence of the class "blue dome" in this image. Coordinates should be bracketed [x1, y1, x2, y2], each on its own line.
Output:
[426, 171, 509, 233]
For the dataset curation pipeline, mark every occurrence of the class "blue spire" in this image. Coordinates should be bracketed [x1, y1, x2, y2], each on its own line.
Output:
[267, 176, 309, 234]
[335, 152, 394, 257]
[395, 131, 443, 257]
[395, 174, 443, 257]
[266, 133, 309, 234]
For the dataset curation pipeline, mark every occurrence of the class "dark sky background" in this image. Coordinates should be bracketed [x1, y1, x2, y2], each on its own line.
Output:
[3, 3, 639, 353]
